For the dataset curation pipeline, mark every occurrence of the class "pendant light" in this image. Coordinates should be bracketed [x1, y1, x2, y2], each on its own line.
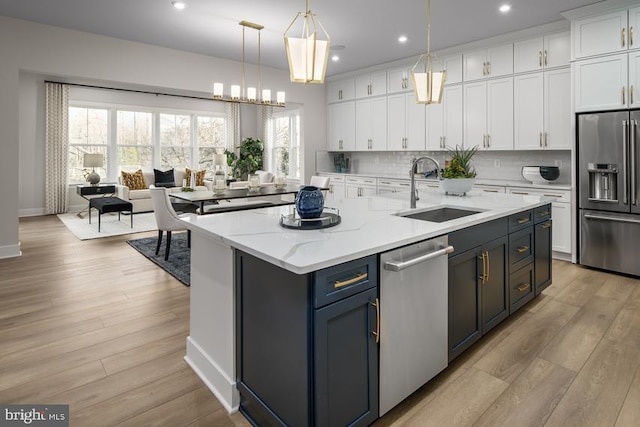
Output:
[284, 0, 331, 84]
[411, 0, 446, 104]
[211, 21, 285, 105]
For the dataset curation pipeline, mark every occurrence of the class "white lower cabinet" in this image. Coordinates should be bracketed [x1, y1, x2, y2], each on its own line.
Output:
[319, 174, 345, 203]
[507, 187, 572, 254]
[377, 178, 412, 195]
[346, 176, 377, 198]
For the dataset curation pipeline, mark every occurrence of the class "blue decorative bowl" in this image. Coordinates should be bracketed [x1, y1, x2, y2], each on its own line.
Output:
[295, 186, 324, 219]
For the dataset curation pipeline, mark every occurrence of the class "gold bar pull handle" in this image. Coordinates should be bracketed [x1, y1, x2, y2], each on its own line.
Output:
[623, 27, 627, 47]
[334, 272, 368, 289]
[478, 252, 487, 284]
[542, 222, 552, 229]
[623, 86, 627, 105]
[485, 251, 490, 282]
[371, 298, 380, 344]
[517, 217, 530, 224]
[632, 26, 635, 46]
[517, 283, 531, 292]
[539, 51, 543, 67]
[517, 245, 530, 254]
[544, 50, 548, 66]
[632, 85, 635, 105]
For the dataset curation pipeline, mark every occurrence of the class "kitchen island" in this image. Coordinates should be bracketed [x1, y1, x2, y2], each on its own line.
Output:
[180, 190, 551, 425]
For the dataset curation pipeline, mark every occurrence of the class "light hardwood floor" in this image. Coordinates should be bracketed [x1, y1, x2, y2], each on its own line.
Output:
[1, 215, 639, 426]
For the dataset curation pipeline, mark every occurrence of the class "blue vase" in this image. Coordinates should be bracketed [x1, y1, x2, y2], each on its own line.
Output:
[295, 186, 324, 219]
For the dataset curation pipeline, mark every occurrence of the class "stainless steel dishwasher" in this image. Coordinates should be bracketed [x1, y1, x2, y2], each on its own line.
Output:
[379, 235, 453, 415]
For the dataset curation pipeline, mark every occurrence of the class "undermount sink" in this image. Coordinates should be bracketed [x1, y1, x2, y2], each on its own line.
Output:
[396, 206, 483, 223]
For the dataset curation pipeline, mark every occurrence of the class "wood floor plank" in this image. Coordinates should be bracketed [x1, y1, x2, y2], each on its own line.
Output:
[552, 276, 606, 308]
[100, 333, 186, 375]
[473, 358, 576, 427]
[615, 364, 640, 427]
[544, 338, 640, 427]
[116, 386, 221, 427]
[606, 285, 640, 348]
[539, 294, 626, 372]
[395, 368, 508, 427]
[474, 300, 579, 383]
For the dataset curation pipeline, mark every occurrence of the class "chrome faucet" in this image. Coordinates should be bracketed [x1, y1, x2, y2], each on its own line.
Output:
[410, 156, 441, 209]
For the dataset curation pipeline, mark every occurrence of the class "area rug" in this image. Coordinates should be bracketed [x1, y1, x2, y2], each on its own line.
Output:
[57, 211, 157, 240]
[127, 232, 190, 286]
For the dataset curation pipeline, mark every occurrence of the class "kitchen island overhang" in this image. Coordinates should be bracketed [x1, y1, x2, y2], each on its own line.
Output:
[180, 191, 552, 416]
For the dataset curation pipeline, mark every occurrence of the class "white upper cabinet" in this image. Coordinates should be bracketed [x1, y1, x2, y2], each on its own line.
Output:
[464, 44, 513, 81]
[464, 78, 514, 151]
[355, 71, 387, 98]
[443, 85, 464, 148]
[514, 32, 570, 73]
[575, 53, 628, 111]
[327, 78, 355, 103]
[426, 101, 444, 150]
[328, 102, 356, 151]
[387, 67, 413, 94]
[514, 69, 571, 150]
[388, 93, 426, 151]
[438, 55, 463, 85]
[629, 50, 640, 108]
[573, 10, 629, 59]
[355, 97, 387, 151]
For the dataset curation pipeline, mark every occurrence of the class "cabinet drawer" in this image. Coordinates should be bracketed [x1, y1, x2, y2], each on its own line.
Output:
[509, 227, 534, 272]
[534, 204, 552, 224]
[346, 176, 377, 186]
[314, 255, 377, 308]
[449, 217, 508, 256]
[508, 209, 533, 232]
[509, 263, 534, 313]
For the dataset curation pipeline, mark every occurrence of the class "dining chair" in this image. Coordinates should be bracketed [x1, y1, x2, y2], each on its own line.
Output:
[149, 185, 190, 261]
[310, 175, 331, 198]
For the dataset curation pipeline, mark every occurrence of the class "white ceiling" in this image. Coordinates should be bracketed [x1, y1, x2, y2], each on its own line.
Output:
[0, 0, 605, 76]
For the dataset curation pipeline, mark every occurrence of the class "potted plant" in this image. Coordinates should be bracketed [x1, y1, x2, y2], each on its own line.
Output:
[224, 137, 264, 180]
[440, 145, 479, 195]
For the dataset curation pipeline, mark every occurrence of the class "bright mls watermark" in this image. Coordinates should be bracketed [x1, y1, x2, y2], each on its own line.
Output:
[1, 405, 68, 426]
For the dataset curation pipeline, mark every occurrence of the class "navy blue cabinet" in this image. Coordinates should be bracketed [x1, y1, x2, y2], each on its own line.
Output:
[236, 251, 378, 427]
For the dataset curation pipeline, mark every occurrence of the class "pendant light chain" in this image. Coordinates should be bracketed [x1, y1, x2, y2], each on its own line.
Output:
[242, 25, 246, 98]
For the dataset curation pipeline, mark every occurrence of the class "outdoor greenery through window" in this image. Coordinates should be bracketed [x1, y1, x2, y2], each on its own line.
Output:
[68, 104, 227, 184]
[269, 109, 300, 179]
[68, 107, 109, 183]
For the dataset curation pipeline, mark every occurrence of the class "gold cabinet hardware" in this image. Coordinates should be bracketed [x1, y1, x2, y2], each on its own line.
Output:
[543, 194, 560, 198]
[478, 252, 488, 284]
[544, 132, 548, 147]
[539, 51, 543, 67]
[544, 50, 548, 66]
[517, 217, 530, 224]
[371, 298, 380, 344]
[517, 245, 530, 253]
[334, 272, 368, 288]
[623, 86, 626, 105]
[632, 26, 635, 46]
[512, 191, 529, 195]
[542, 222, 552, 229]
[540, 132, 543, 147]
[485, 251, 490, 282]
[632, 85, 635, 105]
[483, 189, 499, 193]
[623, 27, 627, 47]
[539, 210, 550, 216]
[517, 283, 531, 292]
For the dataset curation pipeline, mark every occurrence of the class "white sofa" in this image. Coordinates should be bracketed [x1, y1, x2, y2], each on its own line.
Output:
[117, 168, 208, 213]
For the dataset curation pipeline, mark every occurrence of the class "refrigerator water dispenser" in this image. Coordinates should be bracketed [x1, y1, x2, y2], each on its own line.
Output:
[588, 163, 618, 202]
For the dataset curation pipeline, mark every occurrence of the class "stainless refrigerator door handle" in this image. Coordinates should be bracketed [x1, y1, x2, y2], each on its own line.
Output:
[584, 213, 640, 225]
[624, 120, 629, 205]
[383, 246, 454, 272]
[632, 120, 637, 206]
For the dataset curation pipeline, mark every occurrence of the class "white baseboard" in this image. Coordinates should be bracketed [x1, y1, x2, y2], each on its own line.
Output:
[19, 208, 46, 217]
[552, 251, 572, 262]
[0, 243, 22, 259]
[185, 336, 239, 414]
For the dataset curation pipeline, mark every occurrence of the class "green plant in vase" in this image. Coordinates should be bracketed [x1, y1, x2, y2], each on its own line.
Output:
[441, 145, 479, 195]
[224, 137, 264, 180]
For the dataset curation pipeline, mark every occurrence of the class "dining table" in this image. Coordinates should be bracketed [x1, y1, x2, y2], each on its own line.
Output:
[169, 184, 302, 215]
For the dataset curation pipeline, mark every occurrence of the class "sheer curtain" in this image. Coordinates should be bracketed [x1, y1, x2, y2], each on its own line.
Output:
[262, 105, 273, 172]
[45, 83, 70, 214]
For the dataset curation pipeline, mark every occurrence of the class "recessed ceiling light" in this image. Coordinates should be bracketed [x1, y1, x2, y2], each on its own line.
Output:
[499, 4, 511, 13]
[172, 1, 186, 10]
[331, 55, 340, 62]
[398, 35, 408, 43]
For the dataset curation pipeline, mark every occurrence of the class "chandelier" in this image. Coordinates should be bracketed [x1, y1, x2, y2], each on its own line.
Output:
[411, 0, 446, 104]
[212, 21, 285, 105]
[284, 0, 330, 84]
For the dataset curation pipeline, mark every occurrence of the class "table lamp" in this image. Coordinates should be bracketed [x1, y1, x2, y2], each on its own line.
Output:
[83, 153, 104, 185]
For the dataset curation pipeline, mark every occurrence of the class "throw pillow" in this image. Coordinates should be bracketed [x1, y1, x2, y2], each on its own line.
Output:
[121, 169, 147, 190]
[154, 168, 175, 188]
[185, 168, 206, 187]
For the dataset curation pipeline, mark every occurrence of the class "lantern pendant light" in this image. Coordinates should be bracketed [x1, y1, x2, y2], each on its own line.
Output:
[284, 0, 331, 84]
[411, 0, 446, 104]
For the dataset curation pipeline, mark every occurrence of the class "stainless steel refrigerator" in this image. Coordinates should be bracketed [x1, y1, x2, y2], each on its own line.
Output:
[578, 111, 640, 276]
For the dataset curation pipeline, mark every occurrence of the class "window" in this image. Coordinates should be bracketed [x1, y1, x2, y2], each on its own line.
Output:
[159, 113, 192, 169]
[269, 110, 300, 179]
[116, 110, 153, 171]
[196, 116, 226, 175]
[68, 107, 108, 183]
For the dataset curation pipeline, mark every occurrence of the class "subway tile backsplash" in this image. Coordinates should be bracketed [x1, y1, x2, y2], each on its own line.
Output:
[316, 150, 572, 184]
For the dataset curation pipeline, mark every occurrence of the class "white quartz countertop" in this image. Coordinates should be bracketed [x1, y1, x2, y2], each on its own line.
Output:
[320, 171, 572, 191]
[182, 192, 551, 275]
